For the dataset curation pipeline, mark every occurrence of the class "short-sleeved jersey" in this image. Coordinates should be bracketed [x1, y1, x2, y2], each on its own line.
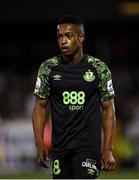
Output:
[34, 54, 115, 158]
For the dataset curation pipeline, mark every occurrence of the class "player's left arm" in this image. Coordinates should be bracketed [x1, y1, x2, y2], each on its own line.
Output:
[101, 98, 116, 171]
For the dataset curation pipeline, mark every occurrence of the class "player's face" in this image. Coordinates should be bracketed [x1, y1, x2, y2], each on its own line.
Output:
[57, 23, 84, 57]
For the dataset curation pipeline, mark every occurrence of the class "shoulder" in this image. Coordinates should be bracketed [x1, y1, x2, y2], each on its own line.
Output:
[87, 55, 108, 70]
[40, 56, 61, 69]
[86, 55, 111, 75]
[38, 56, 61, 74]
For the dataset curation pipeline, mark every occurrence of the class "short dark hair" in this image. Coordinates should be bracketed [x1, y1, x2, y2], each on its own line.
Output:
[57, 14, 84, 26]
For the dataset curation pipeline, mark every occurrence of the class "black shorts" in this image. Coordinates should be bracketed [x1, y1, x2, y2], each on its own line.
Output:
[52, 151, 101, 179]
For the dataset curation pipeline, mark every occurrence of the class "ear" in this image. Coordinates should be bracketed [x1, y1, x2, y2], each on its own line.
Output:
[79, 33, 85, 43]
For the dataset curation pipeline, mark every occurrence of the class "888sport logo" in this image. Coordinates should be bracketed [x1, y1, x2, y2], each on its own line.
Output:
[62, 91, 85, 111]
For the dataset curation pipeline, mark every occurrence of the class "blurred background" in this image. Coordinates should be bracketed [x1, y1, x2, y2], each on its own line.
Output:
[0, 0, 139, 178]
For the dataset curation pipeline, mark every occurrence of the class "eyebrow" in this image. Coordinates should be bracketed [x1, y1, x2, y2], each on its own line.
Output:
[57, 32, 73, 36]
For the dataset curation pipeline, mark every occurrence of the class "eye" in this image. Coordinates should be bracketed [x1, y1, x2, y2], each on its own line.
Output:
[66, 33, 73, 39]
[57, 34, 62, 39]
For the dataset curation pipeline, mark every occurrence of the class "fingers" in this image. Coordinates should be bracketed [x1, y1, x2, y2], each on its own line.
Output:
[101, 159, 116, 171]
[109, 161, 116, 171]
[101, 159, 109, 170]
[38, 156, 50, 168]
[101, 159, 104, 170]
[38, 160, 49, 169]
[101, 151, 116, 171]
[37, 150, 49, 169]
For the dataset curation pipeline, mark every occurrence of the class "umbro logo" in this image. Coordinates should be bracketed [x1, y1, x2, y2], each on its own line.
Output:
[53, 74, 61, 80]
[87, 168, 95, 175]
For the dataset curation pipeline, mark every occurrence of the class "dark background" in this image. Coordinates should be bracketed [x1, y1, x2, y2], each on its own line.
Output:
[1, 0, 139, 70]
[0, 0, 139, 170]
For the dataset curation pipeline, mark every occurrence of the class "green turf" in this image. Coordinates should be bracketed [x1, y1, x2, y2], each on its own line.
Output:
[0, 169, 139, 179]
[99, 169, 139, 179]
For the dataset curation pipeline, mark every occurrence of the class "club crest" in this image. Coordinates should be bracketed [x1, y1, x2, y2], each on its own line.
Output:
[83, 69, 95, 82]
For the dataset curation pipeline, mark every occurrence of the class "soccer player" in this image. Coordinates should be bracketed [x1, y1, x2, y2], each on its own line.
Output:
[32, 14, 116, 179]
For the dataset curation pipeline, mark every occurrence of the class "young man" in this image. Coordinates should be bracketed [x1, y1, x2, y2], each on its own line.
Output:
[32, 15, 116, 179]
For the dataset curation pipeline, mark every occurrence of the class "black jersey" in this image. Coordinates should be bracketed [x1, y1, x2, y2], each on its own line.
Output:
[34, 54, 115, 157]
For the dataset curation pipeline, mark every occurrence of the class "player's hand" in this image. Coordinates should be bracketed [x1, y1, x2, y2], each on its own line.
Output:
[101, 150, 116, 171]
[37, 143, 49, 168]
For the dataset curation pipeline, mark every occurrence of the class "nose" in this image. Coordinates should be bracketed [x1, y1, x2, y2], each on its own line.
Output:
[61, 36, 67, 45]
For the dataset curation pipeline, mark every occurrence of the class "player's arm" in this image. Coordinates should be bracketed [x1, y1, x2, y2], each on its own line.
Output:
[101, 98, 116, 171]
[32, 96, 49, 168]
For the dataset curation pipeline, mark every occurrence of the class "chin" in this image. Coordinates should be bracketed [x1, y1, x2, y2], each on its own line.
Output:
[62, 52, 72, 57]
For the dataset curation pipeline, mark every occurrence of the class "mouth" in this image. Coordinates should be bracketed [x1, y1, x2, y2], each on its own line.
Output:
[61, 47, 69, 53]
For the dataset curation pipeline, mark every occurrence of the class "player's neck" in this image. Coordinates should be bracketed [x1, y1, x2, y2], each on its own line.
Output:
[63, 52, 84, 64]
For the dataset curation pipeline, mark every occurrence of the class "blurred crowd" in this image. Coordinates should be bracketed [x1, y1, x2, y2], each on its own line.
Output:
[0, 71, 34, 119]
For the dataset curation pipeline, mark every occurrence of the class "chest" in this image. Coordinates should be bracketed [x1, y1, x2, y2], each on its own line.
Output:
[49, 63, 99, 96]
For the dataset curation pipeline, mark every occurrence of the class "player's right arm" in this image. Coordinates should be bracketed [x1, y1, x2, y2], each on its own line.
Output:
[32, 96, 49, 168]
[32, 60, 52, 167]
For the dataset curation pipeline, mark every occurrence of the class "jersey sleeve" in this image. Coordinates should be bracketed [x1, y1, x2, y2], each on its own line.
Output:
[34, 62, 50, 99]
[97, 62, 115, 102]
